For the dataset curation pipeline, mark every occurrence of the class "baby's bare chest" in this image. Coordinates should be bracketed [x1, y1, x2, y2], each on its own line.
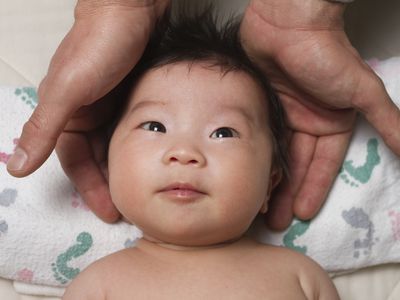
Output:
[108, 254, 307, 300]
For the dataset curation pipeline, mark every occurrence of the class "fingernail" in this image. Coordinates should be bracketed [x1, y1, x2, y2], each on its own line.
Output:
[7, 147, 28, 171]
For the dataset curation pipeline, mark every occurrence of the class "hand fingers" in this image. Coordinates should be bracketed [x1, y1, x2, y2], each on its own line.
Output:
[352, 70, 400, 156]
[265, 132, 317, 230]
[293, 130, 352, 220]
[278, 90, 356, 136]
[8, 1, 159, 177]
[88, 128, 110, 182]
[264, 179, 295, 231]
[6, 78, 119, 177]
[64, 92, 123, 132]
[7, 98, 75, 177]
[56, 131, 120, 223]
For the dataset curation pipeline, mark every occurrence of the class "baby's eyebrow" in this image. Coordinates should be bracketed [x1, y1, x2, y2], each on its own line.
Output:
[128, 100, 166, 115]
[218, 104, 254, 123]
[127, 99, 257, 124]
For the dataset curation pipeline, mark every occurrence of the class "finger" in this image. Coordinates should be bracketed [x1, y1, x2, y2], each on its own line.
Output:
[64, 93, 121, 132]
[7, 98, 76, 177]
[265, 178, 295, 231]
[56, 131, 120, 223]
[88, 129, 110, 181]
[8, 1, 158, 177]
[265, 132, 317, 230]
[353, 71, 400, 155]
[286, 132, 318, 195]
[279, 91, 356, 136]
[7, 68, 118, 177]
[293, 131, 352, 220]
[88, 130, 109, 166]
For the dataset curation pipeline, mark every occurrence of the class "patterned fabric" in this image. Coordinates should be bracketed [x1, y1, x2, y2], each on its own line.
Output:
[251, 57, 400, 273]
[0, 56, 399, 296]
[0, 87, 141, 297]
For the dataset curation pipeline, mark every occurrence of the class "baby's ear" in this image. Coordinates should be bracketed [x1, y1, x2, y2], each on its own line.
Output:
[270, 167, 283, 191]
[259, 167, 283, 214]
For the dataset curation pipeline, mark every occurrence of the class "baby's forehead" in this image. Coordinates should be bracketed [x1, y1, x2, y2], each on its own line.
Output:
[126, 61, 268, 110]
[140, 61, 258, 82]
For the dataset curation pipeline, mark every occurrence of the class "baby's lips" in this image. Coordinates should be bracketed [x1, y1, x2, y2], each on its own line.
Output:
[159, 182, 205, 194]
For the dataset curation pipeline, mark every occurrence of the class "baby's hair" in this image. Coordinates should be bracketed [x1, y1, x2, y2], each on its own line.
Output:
[113, 3, 288, 176]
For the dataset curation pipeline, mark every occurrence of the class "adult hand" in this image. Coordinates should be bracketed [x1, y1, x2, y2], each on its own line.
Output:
[241, 0, 400, 230]
[7, 0, 170, 222]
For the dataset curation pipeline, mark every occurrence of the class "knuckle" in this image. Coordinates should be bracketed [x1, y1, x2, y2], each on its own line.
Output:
[25, 105, 50, 133]
[352, 70, 385, 113]
[23, 105, 58, 144]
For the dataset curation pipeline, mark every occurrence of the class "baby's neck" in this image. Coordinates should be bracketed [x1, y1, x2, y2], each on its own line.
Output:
[132, 236, 260, 266]
[137, 235, 246, 253]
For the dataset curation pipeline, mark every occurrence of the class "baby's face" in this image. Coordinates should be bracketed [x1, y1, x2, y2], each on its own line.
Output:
[108, 62, 279, 246]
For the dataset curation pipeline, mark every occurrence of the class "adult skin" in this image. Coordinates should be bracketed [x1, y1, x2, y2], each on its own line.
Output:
[7, 0, 171, 222]
[7, 0, 400, 228]
[240, 0, 400, 229]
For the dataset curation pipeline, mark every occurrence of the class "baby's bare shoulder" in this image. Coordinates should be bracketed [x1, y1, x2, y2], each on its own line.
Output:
[62, 255, 110, 300]
[243, 241, 339, 300]
[251, 242, 314, 266]
[63, 249, 148, 300]
[241, 243, 310, 281]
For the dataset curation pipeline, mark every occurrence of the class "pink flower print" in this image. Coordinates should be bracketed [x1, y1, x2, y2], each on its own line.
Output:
[16, 268, 34, 283]
[0, 138, 20, 164]
[0, 152, 11, 164]
[389, 210, 400, 241]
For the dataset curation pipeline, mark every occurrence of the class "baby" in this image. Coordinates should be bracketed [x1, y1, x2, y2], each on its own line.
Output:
[63, 7, 339, 300]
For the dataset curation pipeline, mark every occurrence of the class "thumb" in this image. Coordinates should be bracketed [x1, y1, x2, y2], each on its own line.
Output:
[7, 1, 162, 177]
[7, 86, 76, 177]
[353, 69, 400, 156]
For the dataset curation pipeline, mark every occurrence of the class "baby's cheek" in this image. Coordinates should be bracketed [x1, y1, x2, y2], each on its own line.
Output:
[108, 161, 136, 210]
[109, 179, 140, 222]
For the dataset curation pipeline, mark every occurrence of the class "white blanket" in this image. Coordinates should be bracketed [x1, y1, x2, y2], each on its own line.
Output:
[251, 57, 400, 272]
[0, 88, 142, 296]
[0, 57, 399, 296]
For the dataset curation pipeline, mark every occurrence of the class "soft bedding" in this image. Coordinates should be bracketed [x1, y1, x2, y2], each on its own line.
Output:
[0, 57, 399, 297]
[251, 57, 400, 273]
[0, 88, 141, 295]
[1, 1, 400, 300]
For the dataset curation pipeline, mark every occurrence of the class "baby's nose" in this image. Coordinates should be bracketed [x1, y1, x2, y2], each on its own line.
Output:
[162, 146, 206, 167]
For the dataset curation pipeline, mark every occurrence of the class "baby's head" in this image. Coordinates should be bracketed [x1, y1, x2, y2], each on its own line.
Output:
[108, 7, 287, 246]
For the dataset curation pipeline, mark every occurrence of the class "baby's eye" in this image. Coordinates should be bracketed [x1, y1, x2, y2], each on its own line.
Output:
[210, 127, 239, 139]
[140, 121, 166, 133]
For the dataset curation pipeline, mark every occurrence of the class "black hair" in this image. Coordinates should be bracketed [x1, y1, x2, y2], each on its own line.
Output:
[113, 4, 288, 176]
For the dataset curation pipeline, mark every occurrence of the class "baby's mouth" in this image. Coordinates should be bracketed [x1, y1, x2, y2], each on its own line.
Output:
[158, 183, 206, 201]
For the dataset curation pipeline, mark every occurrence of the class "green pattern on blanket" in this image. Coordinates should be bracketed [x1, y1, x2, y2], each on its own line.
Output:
[52, 232, 93, 284]
[340, 138, 381, 187]
[14, 87, 37, 109]
[283, 220, 310, 254]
